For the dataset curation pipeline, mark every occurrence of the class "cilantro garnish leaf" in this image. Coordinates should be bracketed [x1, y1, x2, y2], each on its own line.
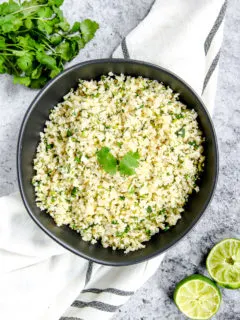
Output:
[119, 151, 140, 176]
[97, 147, 117, 175]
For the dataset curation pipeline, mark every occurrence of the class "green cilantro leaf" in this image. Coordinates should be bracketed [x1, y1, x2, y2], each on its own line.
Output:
[49, 0, 64, 7]
[50, 34, 62, 46]
[145, 229, 151, 236]
[24, 18, 33, 29]
[0, 56, 6, 74]
[0, 1, 19, 15]
[17, 53, 33, 72]
[56, 41, 72, 61]
[66, 129, 73, 137]
[1, 16, 22, 33]
[30, 76, 48, 89]
[46, 143, 54, 151]
[175, 127, 185, 138]
[49, 67, 61, 79]
[36, 51, 57, 70]
[188, 140, 199, 149]
[37, 7, 53, 18]
[13, 75, 31, 86]
[158, 208, 166, 215]
[80, 19, 99, 43]
[31, 66, 42, 79]
[71, 21, 80, 33]
[57, 20, 70, 32]
[0, 37, 6, 49]
[37, 19, 53, 34]
[96, 147, 117, 175]
[71, 186, 78, 197]
[75, 156, 81, 163]
[146, 206, 152, 213]
[119, 151, 140, 176]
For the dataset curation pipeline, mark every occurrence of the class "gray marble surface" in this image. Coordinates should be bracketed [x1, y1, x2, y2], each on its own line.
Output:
[0, 0, 239, 319]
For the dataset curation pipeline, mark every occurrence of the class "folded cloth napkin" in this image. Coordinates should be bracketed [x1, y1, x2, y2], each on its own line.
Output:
[0, 1, 227, 319]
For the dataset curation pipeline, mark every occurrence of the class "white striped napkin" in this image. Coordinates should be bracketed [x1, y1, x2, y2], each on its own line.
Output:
[0, 1, 227, 320]
[113, 0, 227, 116]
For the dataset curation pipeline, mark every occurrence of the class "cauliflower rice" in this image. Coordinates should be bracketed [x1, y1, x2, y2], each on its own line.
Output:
[32, 74, 205, 253]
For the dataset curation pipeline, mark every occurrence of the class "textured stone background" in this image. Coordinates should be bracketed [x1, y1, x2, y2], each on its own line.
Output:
[0, 0, 239, 319]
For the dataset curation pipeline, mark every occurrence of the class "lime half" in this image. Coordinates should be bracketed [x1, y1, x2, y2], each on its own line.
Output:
[174, 274, 221, 320]
[207, 238, 240, 289]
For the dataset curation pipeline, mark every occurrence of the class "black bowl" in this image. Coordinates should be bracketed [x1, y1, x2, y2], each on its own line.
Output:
[17, 59, 218, 266]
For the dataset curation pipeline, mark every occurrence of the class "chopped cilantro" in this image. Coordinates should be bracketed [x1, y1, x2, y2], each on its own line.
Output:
[119, 196, 125, 200]
[67, 129, 73, 137]
[159, 208, 166, 215]
[175, 127, 185, 138]
[146, 206, 153, 213]
[117, 142, 123, 148]
[75, 156, 81, 163]
[164, 224, 170, 232]
[175, 113, 184, 119]
[128, 187, 135, 194]
[71, 187, 78, 197]
[111, 220, 118, 225]
[145, 229, 151, 236]
[124, 225, 130, 233]
[46, 143, 54, 151]
[188, 141, 199, 149]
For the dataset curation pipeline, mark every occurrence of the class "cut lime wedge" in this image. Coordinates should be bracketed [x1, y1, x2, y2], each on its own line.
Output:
[174, 274, 221, 320]
[206, 238, 240, 289]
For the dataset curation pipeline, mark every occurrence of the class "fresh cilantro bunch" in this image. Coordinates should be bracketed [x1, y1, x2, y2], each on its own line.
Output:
[97, 147, 140, 176]
[0, 0, 99, 88]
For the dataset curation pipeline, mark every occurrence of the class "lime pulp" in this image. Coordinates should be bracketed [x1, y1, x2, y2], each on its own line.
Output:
[174, 274, 221, 320]
[206, 238, 240, 289]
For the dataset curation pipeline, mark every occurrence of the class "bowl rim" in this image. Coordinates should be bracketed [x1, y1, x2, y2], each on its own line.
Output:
[17, 58, 219, 266]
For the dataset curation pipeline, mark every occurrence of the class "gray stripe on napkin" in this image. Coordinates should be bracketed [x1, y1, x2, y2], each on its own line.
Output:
[82, 288, 134, 296]
[72, 300, 119, 312]
[85, 261, 93, 286]
[121, 38, 130, 59]
[202, 50, 221, 93]
[204, 0, 227, 55]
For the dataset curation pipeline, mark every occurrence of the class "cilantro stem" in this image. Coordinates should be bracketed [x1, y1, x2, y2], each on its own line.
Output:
[4, 57, 19, 74]
[0, 53, 18, 56]
[12, 4, 48, 15]
[42, 40, 56, 53]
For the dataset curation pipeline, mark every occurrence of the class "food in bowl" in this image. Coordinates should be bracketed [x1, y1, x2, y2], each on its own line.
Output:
[32, 73, 205, 253]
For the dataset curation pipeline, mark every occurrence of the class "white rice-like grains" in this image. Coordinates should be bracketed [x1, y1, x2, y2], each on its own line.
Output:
[33, 74, 205, 253]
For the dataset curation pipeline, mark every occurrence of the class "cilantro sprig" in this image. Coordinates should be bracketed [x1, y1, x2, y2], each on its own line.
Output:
[96, 147, 140, 177]
[0, 0, 99, 88]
